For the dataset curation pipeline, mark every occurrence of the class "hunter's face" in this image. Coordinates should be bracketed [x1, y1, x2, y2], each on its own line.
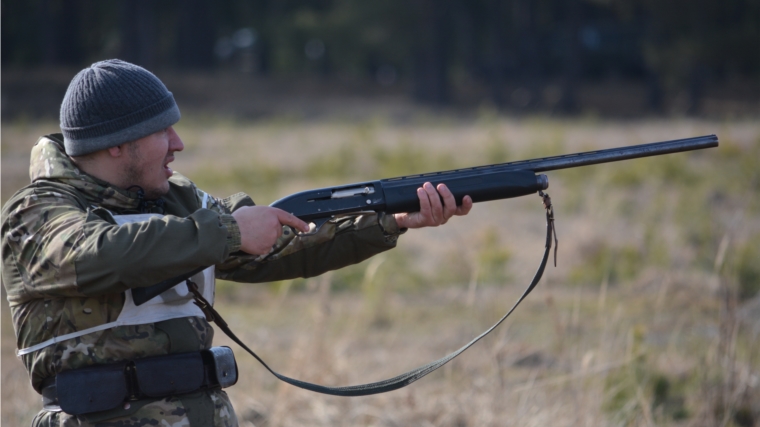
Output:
[123, 126, 184, 199]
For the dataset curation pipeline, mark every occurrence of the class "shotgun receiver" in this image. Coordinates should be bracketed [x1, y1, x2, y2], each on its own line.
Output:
[132, 134, 718, 305]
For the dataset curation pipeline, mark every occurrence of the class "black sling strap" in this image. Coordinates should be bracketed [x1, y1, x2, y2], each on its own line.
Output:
[188, 191, 557, 397]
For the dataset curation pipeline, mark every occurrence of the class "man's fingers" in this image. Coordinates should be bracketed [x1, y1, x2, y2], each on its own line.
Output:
[423, 182, 443, 224]
[417, 187, 432, 221]
[456, 195, 473, 216]
[437, 184, 457, 221]
[275, 209, 310, 232]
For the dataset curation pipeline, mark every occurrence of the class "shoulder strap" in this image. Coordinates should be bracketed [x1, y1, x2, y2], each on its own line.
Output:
[189, 192, 557, 396]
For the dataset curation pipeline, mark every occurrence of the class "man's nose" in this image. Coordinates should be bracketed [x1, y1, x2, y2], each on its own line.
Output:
[167, 126, 184, 152]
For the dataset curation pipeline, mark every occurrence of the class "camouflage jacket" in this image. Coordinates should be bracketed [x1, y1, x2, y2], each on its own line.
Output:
[1, 134, 402, 426]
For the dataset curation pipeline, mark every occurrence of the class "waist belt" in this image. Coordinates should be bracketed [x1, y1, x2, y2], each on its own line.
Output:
[41, 346, 237, 416]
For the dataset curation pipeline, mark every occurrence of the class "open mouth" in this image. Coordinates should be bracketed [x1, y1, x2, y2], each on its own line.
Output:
[164, 156, 174, 176]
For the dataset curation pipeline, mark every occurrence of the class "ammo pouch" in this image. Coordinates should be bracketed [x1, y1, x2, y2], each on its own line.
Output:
[42, 346, 237, 416]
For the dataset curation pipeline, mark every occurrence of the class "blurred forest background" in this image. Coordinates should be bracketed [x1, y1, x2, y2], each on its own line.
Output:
[2, 0, 759, 118]
[2, 1, 760, 427]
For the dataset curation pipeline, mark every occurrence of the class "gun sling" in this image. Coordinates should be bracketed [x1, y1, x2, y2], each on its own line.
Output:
[40, 347, 238, 415]
[187, 191, 557, 397]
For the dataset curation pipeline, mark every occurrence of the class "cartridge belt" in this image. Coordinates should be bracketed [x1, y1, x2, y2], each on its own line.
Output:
[40, 346, 237, 416]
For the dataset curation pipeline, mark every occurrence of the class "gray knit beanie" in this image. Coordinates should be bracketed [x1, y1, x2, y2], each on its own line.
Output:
[60, 59, 181, 156]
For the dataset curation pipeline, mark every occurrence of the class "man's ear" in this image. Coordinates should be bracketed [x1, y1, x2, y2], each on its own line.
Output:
[107, 145, 123, 158]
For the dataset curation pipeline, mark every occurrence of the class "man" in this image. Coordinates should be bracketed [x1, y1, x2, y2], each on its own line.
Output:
[1, 59, 473, 426]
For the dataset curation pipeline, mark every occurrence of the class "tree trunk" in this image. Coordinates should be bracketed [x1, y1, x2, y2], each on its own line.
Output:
[176, 0, 216, 69]
[513, 0, 542, 110]
[486, 0, 508, 108]
[412, 0, 450, 105]
[119, 0, 157, 69]
[559, 0, 581, 114]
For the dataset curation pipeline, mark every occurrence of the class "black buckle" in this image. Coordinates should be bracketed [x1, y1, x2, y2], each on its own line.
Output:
[203, 346, 238, 388]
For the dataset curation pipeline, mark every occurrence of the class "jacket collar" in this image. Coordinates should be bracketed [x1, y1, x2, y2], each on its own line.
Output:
[30, 134, 163, 213]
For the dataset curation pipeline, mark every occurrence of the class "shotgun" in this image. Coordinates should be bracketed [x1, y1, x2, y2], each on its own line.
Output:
[133, 134, 718, 305]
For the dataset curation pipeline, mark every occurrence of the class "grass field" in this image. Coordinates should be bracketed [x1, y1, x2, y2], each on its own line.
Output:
[2, 112, 759, 426]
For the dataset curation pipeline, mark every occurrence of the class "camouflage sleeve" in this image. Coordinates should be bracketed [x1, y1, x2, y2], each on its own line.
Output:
[186, 187, 405, 283]
[2, 189, 88, 303]
[2, 187, 238, 303]
[216, 212, 403, 283]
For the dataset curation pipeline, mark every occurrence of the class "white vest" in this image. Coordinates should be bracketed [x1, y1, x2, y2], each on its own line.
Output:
[17, 196, 216, 356]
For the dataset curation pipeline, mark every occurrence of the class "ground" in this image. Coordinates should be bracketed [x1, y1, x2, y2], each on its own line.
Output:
[2, 108, 759, 426]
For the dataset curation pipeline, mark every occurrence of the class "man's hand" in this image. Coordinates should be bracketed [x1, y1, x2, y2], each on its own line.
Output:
[232, 206, 310, 255]
[393, 182, 473, 229]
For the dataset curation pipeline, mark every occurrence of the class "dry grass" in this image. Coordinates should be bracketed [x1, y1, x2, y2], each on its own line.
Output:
[2, 112, 759, 426]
